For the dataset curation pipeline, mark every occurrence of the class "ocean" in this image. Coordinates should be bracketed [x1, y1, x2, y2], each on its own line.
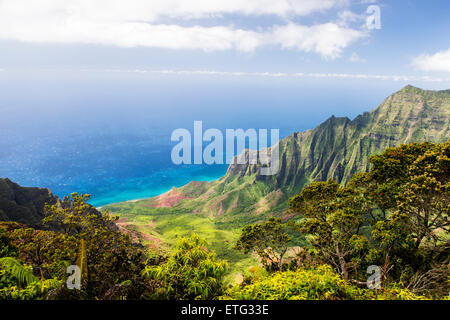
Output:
[0, 129, 230, 207]
[0, 71, 399, 207]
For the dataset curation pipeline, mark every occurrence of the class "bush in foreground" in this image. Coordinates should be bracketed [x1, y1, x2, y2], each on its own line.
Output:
[142, 234, 228, 300]
[221, 265, 428, 300]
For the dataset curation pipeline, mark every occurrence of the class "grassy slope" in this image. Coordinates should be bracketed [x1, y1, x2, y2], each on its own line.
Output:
[104, 85, 450, 283]
[105, 200, 258, 283]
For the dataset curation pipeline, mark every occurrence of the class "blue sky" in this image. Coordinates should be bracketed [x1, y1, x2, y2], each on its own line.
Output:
[0, 0, 449, 138]
[0, 0, 449, 78]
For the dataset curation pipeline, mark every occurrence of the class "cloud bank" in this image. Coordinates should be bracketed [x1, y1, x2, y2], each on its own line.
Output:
[412, 49, 450, 73]
[86, 68, 450, 83]
[0, 0, 367, 59]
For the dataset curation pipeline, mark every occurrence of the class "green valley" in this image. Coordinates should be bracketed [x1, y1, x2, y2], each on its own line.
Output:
[1, 85, 448, 300]
[103, 85, 450, 283]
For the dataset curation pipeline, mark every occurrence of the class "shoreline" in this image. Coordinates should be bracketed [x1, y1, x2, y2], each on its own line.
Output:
[94, 174, 224, 210]
[96, 198, 141, 210]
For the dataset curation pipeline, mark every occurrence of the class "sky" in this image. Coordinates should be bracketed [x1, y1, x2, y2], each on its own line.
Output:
[0, 0, 449, 77]
[0, 0, 450, 137]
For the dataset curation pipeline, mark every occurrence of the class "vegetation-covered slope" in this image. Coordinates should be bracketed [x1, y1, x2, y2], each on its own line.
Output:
[0, 178, 58, 227]
[211, 85, 449, 216]
[108, 86, 450, 222]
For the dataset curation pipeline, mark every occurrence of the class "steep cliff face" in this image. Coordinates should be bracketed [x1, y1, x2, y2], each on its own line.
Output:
[226, 85, 450, 186]
[139, 85, 450, 219]
[0, 178, 59, 226]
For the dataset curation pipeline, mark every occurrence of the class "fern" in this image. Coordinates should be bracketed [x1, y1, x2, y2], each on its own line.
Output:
[0, 257, 38, 286]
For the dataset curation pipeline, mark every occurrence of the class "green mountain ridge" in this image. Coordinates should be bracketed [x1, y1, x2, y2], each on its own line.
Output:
[123, 85, 449, 223]
[0, 178, 59, 226]
[0, 179, 106, 230]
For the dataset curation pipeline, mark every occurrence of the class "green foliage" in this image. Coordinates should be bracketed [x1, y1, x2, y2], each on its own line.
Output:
[0, 257, 61, 300]
[3, 224, 78, 280]
[394, 141, 449, 247]
[0, 228, 16, 258]
[360, 142, 449, 296]
[102, 201, 258, 284]
[221, 264, 427, 300]
[0, 257, 37, 286]
[1, 125, 448, 300]
[235, 218, 292, 271]
[43, 193, 146, 299]
[289, 180, 370, 280]
[142, 234, 227, 300]
[285, 141, 449, 297]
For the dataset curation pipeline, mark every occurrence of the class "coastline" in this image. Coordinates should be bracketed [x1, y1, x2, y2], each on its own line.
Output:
[94, 173, 224, 210]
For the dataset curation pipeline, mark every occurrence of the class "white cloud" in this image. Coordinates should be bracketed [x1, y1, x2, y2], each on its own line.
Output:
[337, 10, 365, 27]
[0, 0, 348, 22]
[349, 52, 366, 62]
[412, 49, 450, 72]
[271, 23, 365, 59]
[0, 0, 366, 59]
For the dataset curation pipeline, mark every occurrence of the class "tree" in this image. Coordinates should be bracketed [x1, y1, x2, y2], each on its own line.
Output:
[289, 181, 369, 280]
[142, 234, 227, 300]
[380, 142, 449, 296]
[43, 193, 146, 299]
[0, 227, 16, 258]
[235, 217, 291, 271]
[287, 141, 449, 296]
[358, 141, 449, 292]
[395, 141, 449, 248]
[5, 226, 78, 280]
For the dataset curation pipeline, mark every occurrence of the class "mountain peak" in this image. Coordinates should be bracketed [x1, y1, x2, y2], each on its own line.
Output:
[401, 84, 421, 91]
[397, 85, 450, 96]
[208, 85, 448, 215]
[392, 85, 428, 97]
[126, 86, 450, 219]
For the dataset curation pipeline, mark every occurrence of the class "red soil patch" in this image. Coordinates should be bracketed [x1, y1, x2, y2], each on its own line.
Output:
[115, 218, 162, 250]
[141, 234, 162, 251]
[216, 201, 224, 216]
[117, 224, 163, 250]
[281, 211, 296, 222]
[116, 218, 133, 230]
[254, 190, 285, 215]
[266, 189, 284, 204]
[144, 220, 156, 228]
[116, 224, 140, 243]
[147, 187, 189, 208]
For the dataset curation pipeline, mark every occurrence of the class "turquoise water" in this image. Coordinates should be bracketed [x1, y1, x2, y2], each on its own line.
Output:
[0, 132, 229, 207]
[88, 164, 228, 207]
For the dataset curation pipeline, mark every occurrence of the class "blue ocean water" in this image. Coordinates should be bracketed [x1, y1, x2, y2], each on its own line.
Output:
[0, 71, 400, 207]
[0, 131, 230, 207]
